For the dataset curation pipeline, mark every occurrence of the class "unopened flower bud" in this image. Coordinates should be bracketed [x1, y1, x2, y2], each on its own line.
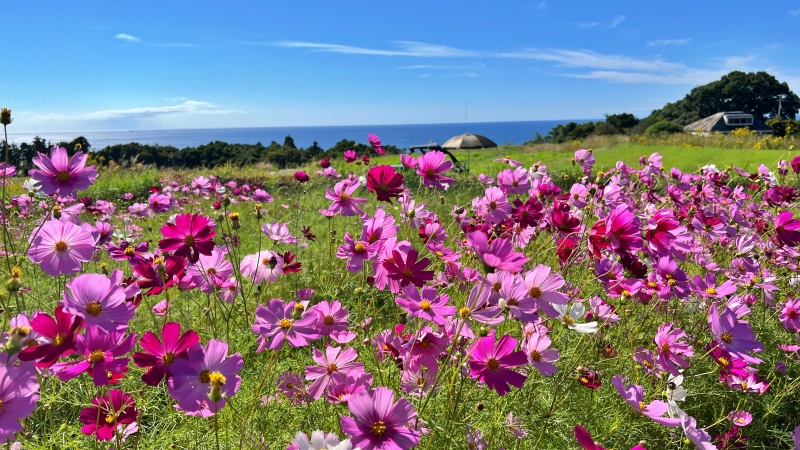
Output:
[354, 287, 364, 295]
[292, 303, 305, 319]
[0, 108, 12, 126]
[99, 262, 109, 275]
[229, 212, 240, 230]
[52, 205, 62, 219]
[476, 403, 484, 411]
[478, 326, 489, 337]
[5, 266, 22, 293]
[209, 384, 223, 403]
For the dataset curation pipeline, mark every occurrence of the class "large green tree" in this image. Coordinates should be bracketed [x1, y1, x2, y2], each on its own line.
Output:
[649, 71, 799, 125]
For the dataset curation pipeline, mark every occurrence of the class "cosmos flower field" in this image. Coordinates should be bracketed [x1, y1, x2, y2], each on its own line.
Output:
[2, 128, 800, 449]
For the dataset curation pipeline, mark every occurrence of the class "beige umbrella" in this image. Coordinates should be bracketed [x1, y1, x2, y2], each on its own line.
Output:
[441, 133, 498, 172]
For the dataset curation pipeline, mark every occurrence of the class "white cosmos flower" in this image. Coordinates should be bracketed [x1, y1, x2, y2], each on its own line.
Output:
[553, 303, 598, 334]
[294, 430, 352, 450]
[666, 372, 687, 418]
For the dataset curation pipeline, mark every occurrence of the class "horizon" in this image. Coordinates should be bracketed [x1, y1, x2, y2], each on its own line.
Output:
[4, 1, 800, 133]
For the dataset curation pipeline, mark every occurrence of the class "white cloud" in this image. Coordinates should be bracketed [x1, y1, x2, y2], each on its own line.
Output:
[81, 101, 234, 120]
[533, 1, 547, 10]
[790, 8, 800, 16]
[647, 38, 692, 47]
[576, 22, 598, 29]
[115, 33, 140, 43]
[272, 41, 476, 57]
[610, 15, 626, 28]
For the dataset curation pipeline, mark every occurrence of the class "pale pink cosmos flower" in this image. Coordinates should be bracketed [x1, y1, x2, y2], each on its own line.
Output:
[28, 219, 96, 276]
[326, 179, 367, 217]
[240, 250, 284, 283]
[30, 146, 97, 198]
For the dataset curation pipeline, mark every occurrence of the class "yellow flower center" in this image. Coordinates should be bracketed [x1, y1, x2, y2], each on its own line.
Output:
[529, 287, 542, 298]
[459, 307, 470, 318]
[622, 290, 631, 298]
[638, 401, 646, 411]
[372, 421, 387, 436]
[124, 247, 136, 256]
[89, 350, 105, 363]
[419, 301, 432, 311]
[53, 333, 66, 346]
[402, 269, 413, 278]
[294, 303, 305, 313]
[706, 287, 717, 295]
[340, 193, 350, 201]
[379, 183, 389, 191]
[209, 371, 226, 386]
[162, 352, 175, 364]
[563, 315, 575, 325]
[354, 243, 366, 253]
[55, 171, 71, 182]
[54, 241, 68, 252]
[85, 301, 103, 317]
[721, 332, 733, 344]
[327, 364, 338, 374]
[183, 235, 196, 245]
[487, 358, 500, 370]
[647, 281, 657, 288]
[279, 319, 292, 329]
[105, 413, 116, 424]
[529, 350, 542, 362]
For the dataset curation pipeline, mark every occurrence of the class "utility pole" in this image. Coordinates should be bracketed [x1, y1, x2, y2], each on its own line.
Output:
[777, 95, 784, 119]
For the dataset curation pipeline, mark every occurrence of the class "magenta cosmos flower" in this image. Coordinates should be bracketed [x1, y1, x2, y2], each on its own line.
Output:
[158, 213, 216, 263]
[340, 387, 421, 450]
[52, 326, 136, 386]
[774, 210, 800, 247]
[79, 390, 138, 441]
[305, 345, 364, 400]
[467, 230, 529, 273]
[468, 331, 527, 396]
[382, 248, 434, 288]
[367, 165, 405, 203]
[326, 179, 367, 217]
[168, 340, 243, 414]
[294, 171, 310, 183]
[252, 299, 320, 351]
[19, 305, 85, 368]
[0, 363, 39, 443]
[654, 322, 694, 376]
[61, 269, 136, 332]
[395, 285, 455, 325]
[134, 322, 199, 386]
[416, 151, 454, 189]
[28, 219, 96, 276]
[343, 149, 358, 163]
[708, 302, 764, 364]
[30, 145, 98, 198]
[612, 374, 680, 426]
[337, 232, 382, 272]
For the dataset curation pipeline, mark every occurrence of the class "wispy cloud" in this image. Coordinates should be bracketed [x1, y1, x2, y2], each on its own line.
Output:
[576, 22, 598, 29]
[114, 33, 140, 43]
[272, 41, 476, 57]
[610, 15, 626, 28]
[647, 38, 692, 47]
[274, 40, 767, 85]
[155, 43, 197, 48]
[533, 1, 547, 10]
[790, 8, 800, 16]
[79, 101, 235, 121]
[400, 64, 485, 70]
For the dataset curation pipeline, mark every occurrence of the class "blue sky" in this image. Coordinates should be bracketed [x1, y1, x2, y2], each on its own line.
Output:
[5, 1, 800, 132]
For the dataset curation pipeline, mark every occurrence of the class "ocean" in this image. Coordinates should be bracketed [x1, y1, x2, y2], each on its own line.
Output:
[6, 120, 594, 151]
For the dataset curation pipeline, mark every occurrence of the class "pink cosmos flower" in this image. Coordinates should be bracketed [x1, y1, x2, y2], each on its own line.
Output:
[727, 410, 753, 427]
[480, 186, 511, 224]
[240, 250, 284, 283]
[30, 145, 98, 198]
[400, 153, 418, 169]
[497, 168, 530, 195]
[395, 285, 456, 325]
[326, 179, 367, 217]
[27, 219, 96, 276]
[612, 374, 680, 426]
[252, 188, 274, 202]
[168, 340, 243, 414]
[573, 148, 596, 173]
[52, 326, 136, 386]
[339, 387, 421, 450]
[337, 232, 382, 272]
[690, 273, 737, 298]
[305, 346, 365, 400]
[521, 264, 569, 318]
[294, 171, 310, 183]
[721, 369, 769, 394]
[79, 390, 138, 441]
[680, 414, 716, 450]
[133, 322, 199, 386]
[60, 269, 136, 332]
[261, 222, 298, 244]
[187, 246, 233, 293]
[158, 213, 216, 263]
[416, 151, 454, 189]
[0, 362, 39, 443]
[467, 231, 529, 273]
[18, 306, 85, 368]
[654, 323, 694, 376]
[468, 331, 527, 396]
[343, 150, 358, 163]
[106, 240, 149, 262]
[708, 302, 764, 364]
[383, 249, 434, 288]
[148, 192, 172, 213]
[327, 370, 373, 405]
[524, 331, 559, 376]
[252, 299, 320, 351]
[779, 298, 800, 332]
[774, 210, 800, 247]
[309, 300, 349, 336]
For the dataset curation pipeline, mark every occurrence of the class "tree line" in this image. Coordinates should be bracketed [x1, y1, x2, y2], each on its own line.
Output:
[531, 71, 800, 144]
[0, 135, 401, 173]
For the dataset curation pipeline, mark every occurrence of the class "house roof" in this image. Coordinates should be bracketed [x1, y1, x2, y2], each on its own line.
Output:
[683, 111, 773, 133]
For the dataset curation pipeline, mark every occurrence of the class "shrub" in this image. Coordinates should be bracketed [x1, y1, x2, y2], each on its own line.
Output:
[645, 120, 684, 135]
